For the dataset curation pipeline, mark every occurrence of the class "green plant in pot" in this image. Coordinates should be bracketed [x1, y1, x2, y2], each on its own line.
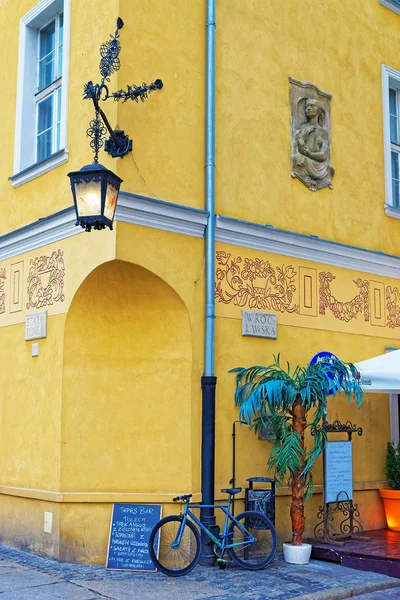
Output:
[379, 442, 400, 531]
[231, 354, 363, 564]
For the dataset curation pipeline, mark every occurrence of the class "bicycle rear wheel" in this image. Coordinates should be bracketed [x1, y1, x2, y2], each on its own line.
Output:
[148, 515, 201, 576]
[227, 511, 277, 570]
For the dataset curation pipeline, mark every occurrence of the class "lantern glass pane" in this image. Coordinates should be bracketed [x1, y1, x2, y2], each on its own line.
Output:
[74, 179, 101, 217]
[104, 181, 119, 221]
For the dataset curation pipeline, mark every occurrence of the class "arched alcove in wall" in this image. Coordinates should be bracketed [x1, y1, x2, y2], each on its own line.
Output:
[61, 259, 193, 493]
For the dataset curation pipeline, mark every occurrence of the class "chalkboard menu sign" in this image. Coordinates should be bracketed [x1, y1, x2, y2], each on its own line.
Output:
[106, 503, 162, 571]
[324, 441, 353, 504]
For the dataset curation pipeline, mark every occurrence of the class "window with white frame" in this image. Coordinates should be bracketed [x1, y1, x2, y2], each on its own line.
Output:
[11, 0, 70, 188]
[389, 86, 400, 207]
[36, 11, 63, 162]
[382, 65, 400, 217]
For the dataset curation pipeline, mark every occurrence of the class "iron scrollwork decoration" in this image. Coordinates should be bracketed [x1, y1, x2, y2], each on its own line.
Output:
[324, 420, 363, 437]
[83, 18, 163, 161]
[313, 492, 365, 544]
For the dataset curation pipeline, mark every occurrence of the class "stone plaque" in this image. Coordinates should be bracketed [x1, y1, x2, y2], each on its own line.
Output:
[289, 77, 335, 191]
[25, 311, 47, 341]
[324, 441, 353, 504]
[242, 310, 277, 339]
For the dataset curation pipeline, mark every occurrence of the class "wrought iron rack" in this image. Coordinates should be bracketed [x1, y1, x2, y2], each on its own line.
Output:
[313, 419, 370, 546]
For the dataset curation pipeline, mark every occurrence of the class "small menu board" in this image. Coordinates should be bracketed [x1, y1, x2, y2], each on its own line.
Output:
[106, 503, 162, 571]
[324, 441, 353, 504]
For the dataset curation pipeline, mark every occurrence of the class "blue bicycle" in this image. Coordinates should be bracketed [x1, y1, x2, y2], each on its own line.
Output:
[148, 487, 278, 576]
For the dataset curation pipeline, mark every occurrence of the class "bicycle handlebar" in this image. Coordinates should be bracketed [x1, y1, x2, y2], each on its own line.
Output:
[172, 494, 193, 502]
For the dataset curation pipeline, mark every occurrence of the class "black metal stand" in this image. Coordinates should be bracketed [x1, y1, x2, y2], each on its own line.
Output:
[313, 420, 371, 546]
[230, 420, 249, 515]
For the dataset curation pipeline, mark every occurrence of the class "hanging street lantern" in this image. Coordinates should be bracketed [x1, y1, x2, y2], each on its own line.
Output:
[67, 163, 122, 232]
[68, 18, 163, 232]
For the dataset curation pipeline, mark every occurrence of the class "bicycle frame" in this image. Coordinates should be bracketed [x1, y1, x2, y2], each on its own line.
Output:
[172, 497, 256, 552]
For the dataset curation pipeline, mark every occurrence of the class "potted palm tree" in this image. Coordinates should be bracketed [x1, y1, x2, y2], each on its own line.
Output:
[231, 354, 363, 564]
[379, 442, 400, 531]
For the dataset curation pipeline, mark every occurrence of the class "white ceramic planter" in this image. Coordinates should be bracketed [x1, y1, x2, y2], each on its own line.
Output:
[282, 542, 312, 565]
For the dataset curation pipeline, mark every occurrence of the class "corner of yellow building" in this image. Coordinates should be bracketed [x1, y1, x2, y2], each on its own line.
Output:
[0, 0, 399, 564]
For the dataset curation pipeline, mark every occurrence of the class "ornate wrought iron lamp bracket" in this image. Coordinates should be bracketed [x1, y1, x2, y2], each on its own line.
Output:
[83, 18, 163, 161]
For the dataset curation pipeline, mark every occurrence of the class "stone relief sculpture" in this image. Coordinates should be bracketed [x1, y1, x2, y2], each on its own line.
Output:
[289, 77, 334, 191]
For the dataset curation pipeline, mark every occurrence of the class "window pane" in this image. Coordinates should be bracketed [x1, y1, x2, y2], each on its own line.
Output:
[38, 95, 54, 134]
[39, 21, 55, 89]
[39, 54, 55, 90]
[37, 130, 52, 162]
[57, 87, 62, 118]
[56, 88, 62, 150]
[392, 151, 400, 207]
[58, 44, 63, 78]
[390, 88, 397, 116]
[390, 89, 398, 144]
[59, 13, 64, 45]
[39, 21, 55, 59]
[391, 116, 398, 144]
[392, 180, 400, 208]
[58, 13, 64, 77]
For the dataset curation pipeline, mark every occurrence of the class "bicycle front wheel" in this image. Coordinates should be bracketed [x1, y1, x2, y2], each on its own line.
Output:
[148, 515, 201, 576]
[227, 511, 277, 570]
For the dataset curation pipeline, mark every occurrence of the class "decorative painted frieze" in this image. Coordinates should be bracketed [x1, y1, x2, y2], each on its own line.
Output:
[215, 250, 400, 333]
[0, 269, 6, 314]
[319, 273, 370, 323]
[215, 251, 299, 313]
[26, 249, 65, 310]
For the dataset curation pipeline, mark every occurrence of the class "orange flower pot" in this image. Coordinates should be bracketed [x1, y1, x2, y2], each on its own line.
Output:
[379, 488, 400, 531]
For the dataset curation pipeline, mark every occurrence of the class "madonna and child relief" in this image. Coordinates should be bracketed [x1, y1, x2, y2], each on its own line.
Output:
[289, 77, 335, 191]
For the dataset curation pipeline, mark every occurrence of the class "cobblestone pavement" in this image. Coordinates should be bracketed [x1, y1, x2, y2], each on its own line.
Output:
[355, 590, 400, 599]
[0, 544, 399, 600]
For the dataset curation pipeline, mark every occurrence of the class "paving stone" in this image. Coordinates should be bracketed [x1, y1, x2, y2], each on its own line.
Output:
[0, 571, 61, 593]
[72, 579, 229, 600]
[0, 544, 398, 600]
[354, 590, 400, 599]
[0, 582, 101, 600]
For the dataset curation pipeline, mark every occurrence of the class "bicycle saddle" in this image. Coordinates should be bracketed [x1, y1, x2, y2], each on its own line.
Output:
[221, 487, 242, 495]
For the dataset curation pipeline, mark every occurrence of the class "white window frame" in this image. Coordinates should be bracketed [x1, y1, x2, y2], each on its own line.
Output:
[379, 0, 400, 16]
[382, 65, 400, 218]
[11, 0, 70, 188]
[35, 11, 63, 163]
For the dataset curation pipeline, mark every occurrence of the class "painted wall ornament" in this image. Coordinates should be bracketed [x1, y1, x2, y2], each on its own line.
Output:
[214, 250, 398, 330]
[0, 269, 6, 314]
[26, 249, 65, 310]
[289, 77, 335, 191]
[215, 251, 299, 313]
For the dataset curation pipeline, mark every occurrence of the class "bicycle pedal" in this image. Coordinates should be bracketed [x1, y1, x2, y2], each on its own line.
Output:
[216, 558, 227, 570]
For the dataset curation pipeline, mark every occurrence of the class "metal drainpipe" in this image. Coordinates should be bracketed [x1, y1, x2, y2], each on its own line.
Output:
[200, 0, 217, 564]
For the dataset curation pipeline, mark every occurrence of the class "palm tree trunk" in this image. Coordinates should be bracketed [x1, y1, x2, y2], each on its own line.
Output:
[290, 394, 306, 545]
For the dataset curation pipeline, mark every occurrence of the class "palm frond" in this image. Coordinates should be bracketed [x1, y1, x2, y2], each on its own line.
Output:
[304, 470, 315, 500]
[268, 430, 304, 480]
[302, 426, 327, 475]
[231, 353, 363, 502]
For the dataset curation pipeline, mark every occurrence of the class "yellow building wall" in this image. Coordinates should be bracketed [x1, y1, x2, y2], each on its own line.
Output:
[0, 222, 207, 561]
[0, 0, 398, 562]
[4, 0, 400, 256]
[214, 0, 400, 256]
[61, 259, 193, 493]
[214, 241, 399, 542]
